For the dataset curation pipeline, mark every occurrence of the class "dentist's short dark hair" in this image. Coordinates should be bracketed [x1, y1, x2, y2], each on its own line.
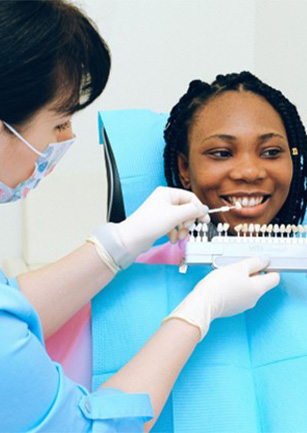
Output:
[0, 0, 111, 125]
[163, 71, 307, 225]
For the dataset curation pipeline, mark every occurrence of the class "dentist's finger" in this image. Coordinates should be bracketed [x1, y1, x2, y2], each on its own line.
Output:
[178, 226, 189, 240]
[168, 228, 179, 244]
[251, 272, 280, 296]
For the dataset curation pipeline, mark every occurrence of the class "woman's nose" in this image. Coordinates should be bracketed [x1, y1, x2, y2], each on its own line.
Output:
[229, 157, 267, 182]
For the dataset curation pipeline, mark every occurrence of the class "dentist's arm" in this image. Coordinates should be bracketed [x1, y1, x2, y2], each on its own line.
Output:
[18, 187, 208, 338]
[100, 257, 280, 431]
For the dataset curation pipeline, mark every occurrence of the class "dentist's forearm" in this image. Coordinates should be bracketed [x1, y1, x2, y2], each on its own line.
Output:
[18, 242, 115, 338]
[100, 319, 200, 431]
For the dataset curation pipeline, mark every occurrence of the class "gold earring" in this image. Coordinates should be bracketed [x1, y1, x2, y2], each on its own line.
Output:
[291, 147, 298, 156]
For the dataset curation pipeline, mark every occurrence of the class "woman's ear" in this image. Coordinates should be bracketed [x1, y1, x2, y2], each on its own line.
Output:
[178, 152, 191, 189]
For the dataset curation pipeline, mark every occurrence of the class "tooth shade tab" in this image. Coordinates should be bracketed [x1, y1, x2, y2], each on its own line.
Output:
[248, 224, 255, 233]
[286, 224, 292, 235]
[208, 202, 242, 214]
[234, 224, 243, 232]
[217, 223, 223, 235]
[227, 196, 264, 207]
[189, 223, 196, 233]
[195, 223, 202, 232]
[273, 224, 280, 234]
[298, 225, 304, 235]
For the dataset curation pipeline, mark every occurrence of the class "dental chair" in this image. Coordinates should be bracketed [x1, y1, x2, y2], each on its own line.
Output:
[92, 109, 307, 433]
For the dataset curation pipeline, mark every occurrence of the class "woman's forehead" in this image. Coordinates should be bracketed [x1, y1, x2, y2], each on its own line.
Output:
[190, 91, 286, 138]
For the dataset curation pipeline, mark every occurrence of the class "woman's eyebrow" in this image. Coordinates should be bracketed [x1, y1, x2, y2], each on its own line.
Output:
[258, 132, 286, 142]
[202, 132, 286, 143]
[203, 134, 236, 142]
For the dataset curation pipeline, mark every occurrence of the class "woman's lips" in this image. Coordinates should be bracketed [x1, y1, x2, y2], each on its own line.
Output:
[220, 196, 270, 218]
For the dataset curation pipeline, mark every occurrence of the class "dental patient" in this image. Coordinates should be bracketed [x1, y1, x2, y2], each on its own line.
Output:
[132, 71, 307, 431]
[143, 71, 306, 266]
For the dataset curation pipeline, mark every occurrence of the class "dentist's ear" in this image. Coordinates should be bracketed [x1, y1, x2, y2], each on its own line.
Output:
[177, 152, 191, 189]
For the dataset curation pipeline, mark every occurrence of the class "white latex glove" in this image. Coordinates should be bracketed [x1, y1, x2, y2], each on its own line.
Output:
[163, 257, 280, 340]
[116, 186, 210, 258]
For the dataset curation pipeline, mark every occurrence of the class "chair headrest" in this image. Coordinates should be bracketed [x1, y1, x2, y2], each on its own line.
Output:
[99, 109, 168, 218]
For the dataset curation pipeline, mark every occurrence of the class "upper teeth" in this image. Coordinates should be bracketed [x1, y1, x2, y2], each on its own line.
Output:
[228, 196, 264, 207]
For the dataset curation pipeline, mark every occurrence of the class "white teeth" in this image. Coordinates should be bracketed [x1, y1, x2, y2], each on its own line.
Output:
[228, 196, 264, 207]
[242, 197, 249, 207]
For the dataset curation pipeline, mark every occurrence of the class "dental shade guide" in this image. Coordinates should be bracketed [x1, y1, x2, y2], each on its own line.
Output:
[180, 202, 307, 273]
[184, 222, 307, 273]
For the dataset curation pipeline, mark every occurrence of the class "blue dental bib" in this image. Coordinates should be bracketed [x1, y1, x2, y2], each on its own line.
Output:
[92, 110, 307, 432]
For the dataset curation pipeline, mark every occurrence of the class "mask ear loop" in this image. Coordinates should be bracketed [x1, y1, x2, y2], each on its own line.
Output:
[3, 121, 44, 157]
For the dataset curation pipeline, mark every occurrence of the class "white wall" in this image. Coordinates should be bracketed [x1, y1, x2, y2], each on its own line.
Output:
[2, 0, 307, 269]
[88, 0, 255, 111]
[255, 1, 307, 127]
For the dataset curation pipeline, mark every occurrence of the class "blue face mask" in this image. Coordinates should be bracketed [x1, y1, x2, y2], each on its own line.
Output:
[0, 122, 76, 202]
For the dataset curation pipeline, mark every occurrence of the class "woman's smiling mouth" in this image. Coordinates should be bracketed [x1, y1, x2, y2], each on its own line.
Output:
[220, 194, 271, 217]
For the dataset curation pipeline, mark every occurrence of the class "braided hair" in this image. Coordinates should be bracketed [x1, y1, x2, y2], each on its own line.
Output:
[164, 71, 307, 225]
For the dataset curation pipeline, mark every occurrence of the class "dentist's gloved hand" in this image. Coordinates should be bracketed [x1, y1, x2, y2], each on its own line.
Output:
[89, 187, 210, 271]
[117, 186, 209, 252]
[163, 257, 280, 340]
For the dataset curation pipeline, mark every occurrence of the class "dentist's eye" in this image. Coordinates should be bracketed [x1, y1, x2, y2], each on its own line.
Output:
[56, 121, 71, 132]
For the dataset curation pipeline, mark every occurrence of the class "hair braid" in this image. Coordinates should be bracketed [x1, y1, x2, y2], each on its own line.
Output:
[164, 80, 212, 187]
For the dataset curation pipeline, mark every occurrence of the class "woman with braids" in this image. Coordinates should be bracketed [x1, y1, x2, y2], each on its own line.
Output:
[163, 71, 307, 235]
[0, 3, 279, 432]
[133, 70, 307, 431]
[92, 70, 307, 431]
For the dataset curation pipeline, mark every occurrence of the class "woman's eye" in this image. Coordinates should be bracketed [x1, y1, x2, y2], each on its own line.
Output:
[262, 148, 282, 157]
[207, 149, 232, 158]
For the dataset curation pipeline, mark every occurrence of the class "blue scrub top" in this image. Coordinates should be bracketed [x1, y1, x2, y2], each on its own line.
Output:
[0, 269, 153, 432]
